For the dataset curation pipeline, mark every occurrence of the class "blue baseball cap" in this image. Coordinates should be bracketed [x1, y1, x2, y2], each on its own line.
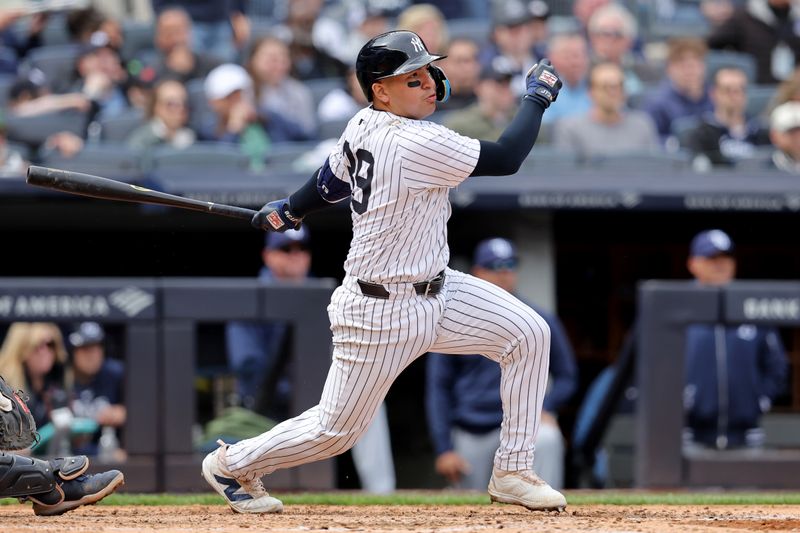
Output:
[265, 227, 310, 251]
[68, 322, 105, 348]
[690, 229, 734, 258]
[473, 238, 518, 270]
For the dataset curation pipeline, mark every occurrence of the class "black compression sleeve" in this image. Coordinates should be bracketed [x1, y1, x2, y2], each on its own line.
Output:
[470, 98, 546, 177]
[287, 168, 333, 218]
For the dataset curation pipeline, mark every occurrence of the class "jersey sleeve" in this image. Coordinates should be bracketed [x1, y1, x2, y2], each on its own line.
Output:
[327, 136, 352, 183]
[397, 121, 481, 190]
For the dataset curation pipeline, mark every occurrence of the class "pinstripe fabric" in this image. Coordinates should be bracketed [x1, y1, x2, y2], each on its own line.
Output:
[223, 106, 548, 481]
[225, 269, 550, 479]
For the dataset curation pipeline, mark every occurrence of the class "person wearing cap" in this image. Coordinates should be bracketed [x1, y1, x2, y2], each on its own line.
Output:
[682, 65, 770, 170]
[224, 227, 397, 494]
[479, 0, 541, 98]
[684, 229, 788, 450]
[443, 58, 517, 140]
[769, 100, 800, 173]
[425, 238, 578, 491]
[67, 322, 126, 457]
[72, 30, 130, 122]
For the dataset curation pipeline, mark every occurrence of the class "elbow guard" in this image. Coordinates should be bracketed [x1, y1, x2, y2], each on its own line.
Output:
[316, 159, 351, 203]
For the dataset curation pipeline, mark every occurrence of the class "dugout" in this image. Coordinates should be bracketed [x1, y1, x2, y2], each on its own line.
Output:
[0, 278, 159, 492]
[637, 280, 800, 488]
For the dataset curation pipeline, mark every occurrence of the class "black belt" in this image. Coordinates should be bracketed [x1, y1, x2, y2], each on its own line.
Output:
[357, 271, 445, 299]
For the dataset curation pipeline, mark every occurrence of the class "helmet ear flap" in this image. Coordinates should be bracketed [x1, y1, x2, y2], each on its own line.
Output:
[428, 65, 450, 103]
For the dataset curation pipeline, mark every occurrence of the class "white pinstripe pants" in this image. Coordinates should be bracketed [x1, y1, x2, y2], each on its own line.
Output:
[225, 268, 551, 480]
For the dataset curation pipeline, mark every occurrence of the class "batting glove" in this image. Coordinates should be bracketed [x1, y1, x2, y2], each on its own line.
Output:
[251, 198, 302, 232]
[524, 59, 562, 109]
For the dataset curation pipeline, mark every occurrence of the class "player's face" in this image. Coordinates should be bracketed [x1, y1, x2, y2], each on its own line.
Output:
[687, 254, 736, 286]
[374, 66, 437, 119]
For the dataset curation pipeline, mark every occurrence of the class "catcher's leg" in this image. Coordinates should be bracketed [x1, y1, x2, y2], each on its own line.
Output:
[0, 453, 124, 516]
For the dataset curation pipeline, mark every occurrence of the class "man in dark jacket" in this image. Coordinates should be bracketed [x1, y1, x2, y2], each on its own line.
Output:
[683, 65, 771, 169]
[426, 238, 578, 490]
[684, 229, 789, 450]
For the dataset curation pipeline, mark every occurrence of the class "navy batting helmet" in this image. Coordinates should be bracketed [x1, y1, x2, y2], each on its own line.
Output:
[355, 30, 450, 103]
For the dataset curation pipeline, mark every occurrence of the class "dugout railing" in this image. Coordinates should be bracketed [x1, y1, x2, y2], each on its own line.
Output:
[159, 278, 336, 492]
[0, 278, 336, 493]
[637, 280, 800, 488]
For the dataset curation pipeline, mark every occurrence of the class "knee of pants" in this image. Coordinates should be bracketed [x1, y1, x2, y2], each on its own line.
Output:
[513, 312, 550, 358]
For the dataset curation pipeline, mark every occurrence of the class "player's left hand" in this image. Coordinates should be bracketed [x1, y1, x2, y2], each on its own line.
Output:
[251, 198, 302, 232]
[524, 59, 562, 109]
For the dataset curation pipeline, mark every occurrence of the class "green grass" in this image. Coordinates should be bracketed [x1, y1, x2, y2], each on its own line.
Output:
[6, 490, 796, 507]
[5, 490, 800, 507]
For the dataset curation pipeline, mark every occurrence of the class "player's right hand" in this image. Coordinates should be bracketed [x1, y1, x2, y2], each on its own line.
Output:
[251, 198, 302, 232]
[524, 58, 562, 109]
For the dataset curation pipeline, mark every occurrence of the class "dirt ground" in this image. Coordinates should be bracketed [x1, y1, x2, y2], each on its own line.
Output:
[1, 504, 799, 532]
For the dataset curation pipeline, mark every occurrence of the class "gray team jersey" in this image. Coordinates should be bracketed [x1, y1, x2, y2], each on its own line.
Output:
[328, 106, 481, 283]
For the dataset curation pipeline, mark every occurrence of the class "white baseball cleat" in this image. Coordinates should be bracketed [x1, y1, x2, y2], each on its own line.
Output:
[201, 440, 283, 514]
[487, 467, 567, 512]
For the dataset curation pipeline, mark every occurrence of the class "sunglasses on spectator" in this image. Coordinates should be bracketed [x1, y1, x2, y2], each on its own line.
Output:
[33, 339, 56, 351]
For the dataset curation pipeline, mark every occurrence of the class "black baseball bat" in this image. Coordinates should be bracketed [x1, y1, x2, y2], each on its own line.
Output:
[26, 165, 258, 221]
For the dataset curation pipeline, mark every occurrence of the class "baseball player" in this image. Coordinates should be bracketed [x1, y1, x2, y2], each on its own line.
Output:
[202, 30, 565, 513]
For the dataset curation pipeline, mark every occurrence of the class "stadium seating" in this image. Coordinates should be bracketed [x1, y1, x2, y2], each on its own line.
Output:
[186, 78, 212, 134]
[747, 84, 777, 118]
[0, 72, 15, 108]
[306, 77, 346, 110]
[705, 50, 758, 85]
[587, 150, 692, 172]
[21, 44, 82, 93]
[39, 142, 145, 182]
[318, 118, 350, 141]
[120, 21, 155, 62]
[521, 147, 581, 172]
[5, 109, 88, 148]
[447, 18, 492, 46]
[99, 108, 147, 143]
[148, 141, 251, 172]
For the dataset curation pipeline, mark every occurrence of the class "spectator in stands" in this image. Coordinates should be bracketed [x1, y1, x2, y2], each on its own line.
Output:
[479, 0, 538, 98]
[643, 37, 713, 142]
[317, 66, 368, 123]
[527, 0, 551, 61]
[126, 78, 196, 149]
[443, 59, 516, 140]
[312, 0, 399, 67]
[542, 32, 592, 125]
[147, 7, 223, 84]
[0, 322, 69, 430]
[572, 0, 611, 33]
[73, 31, 131, 121]
[151, 0, 248, 63]
[683, 229, 788, 450]
[66, 7, 108, 45]
[682, 66, 770, 170]
[6, 75, 91, 118]
[768, 100, 800, 173]
[225, 227, 396, 493]
[707, 0, 800, 84]
[765, 68, 800, 117]
[701, 0, 736, 28]
[273, 0, 349, 81]
[553, 62, 660, 159]
[0, 112, 28, 176]
[436, 37, 481, 112]
[396, 3, 449, 55]
[587, 4, 662, 101]
[246, 36, 316, 140]
[0, 6, 47, 73]
[426, 237, 578, 491]
[67, 322, 126, 459]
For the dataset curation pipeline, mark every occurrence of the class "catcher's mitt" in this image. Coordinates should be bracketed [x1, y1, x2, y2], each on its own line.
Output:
[0, 375, 38, 450]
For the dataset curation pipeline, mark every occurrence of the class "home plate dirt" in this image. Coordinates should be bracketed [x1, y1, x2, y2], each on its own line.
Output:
[1, 504, 799, 532]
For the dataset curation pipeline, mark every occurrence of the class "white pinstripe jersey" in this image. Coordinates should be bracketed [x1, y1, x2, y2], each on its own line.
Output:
[328, 106, 480, 283]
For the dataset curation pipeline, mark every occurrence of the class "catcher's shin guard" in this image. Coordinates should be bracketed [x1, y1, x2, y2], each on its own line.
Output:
[0, 452, 87, 500]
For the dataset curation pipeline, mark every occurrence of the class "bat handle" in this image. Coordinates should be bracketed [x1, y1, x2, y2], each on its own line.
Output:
[208, 203, 259, 221]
